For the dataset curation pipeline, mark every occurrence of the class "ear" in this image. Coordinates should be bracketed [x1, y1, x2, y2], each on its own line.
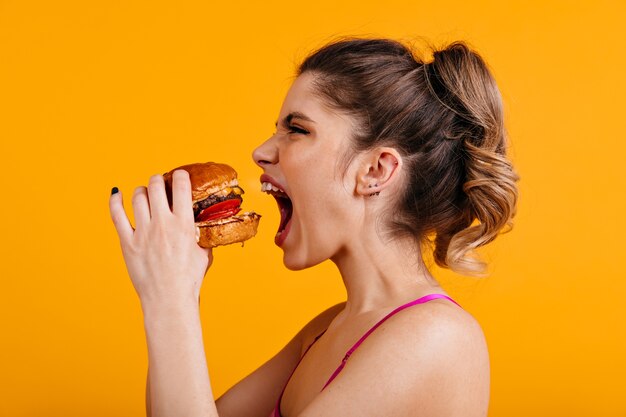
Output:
[355, 147, 402, 197]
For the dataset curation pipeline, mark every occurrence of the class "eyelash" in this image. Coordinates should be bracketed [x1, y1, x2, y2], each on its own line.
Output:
[287, 125, 309, 135]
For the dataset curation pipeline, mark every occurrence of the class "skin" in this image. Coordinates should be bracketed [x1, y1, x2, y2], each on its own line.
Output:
[109, 72, 490, 417]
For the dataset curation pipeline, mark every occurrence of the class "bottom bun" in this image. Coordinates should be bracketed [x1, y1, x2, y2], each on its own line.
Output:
[196, 212, 261, 248]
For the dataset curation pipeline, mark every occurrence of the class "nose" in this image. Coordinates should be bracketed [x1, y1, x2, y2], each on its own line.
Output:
[252, 134, 278, 168]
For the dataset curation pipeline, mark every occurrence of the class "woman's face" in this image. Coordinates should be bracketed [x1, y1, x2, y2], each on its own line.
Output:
[253, 72, 361, 270]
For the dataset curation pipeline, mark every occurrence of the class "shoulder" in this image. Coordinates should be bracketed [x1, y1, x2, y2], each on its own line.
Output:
[371, 298, 489, 376]
[300, 298, 490, 416]
[355, 299, 489, 413]
[378, 298, 487, 355]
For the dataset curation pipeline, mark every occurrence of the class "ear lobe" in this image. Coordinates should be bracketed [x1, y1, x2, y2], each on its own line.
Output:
[356, 148, 401, 197]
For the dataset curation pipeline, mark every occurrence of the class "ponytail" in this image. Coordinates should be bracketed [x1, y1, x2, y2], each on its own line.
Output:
[426, 42, 519, 276]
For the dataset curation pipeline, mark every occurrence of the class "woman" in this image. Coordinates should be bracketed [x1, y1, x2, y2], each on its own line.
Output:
[109, 38, 519, 417]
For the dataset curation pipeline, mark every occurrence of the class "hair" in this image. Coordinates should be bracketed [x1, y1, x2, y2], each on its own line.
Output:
[298, 38, 519, 277]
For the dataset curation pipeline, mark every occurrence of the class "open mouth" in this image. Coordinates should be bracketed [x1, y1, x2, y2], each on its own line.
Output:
[261, 182, 293, 240]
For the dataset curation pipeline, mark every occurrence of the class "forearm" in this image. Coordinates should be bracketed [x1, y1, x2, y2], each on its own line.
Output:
[142, 298, 218, 417]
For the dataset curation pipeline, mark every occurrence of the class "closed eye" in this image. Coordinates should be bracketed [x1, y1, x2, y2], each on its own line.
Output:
[288, 125, 309, 135]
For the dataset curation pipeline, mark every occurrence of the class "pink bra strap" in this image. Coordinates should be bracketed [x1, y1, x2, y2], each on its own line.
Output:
[321, 294, 460, 390]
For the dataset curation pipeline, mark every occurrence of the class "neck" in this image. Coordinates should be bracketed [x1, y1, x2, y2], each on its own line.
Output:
[330, 232, 443, 317]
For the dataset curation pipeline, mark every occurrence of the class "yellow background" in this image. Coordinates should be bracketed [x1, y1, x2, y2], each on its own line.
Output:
[1, 1, 624, 416]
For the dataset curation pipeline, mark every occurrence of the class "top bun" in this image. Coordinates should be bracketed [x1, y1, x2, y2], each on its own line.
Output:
[163, 162, 238, 203]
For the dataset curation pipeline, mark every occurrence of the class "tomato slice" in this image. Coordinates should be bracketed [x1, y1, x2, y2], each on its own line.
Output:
[196, 199, 241, 222]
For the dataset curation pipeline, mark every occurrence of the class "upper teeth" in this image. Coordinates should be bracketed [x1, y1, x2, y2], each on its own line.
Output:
[261, 182, 285, 194]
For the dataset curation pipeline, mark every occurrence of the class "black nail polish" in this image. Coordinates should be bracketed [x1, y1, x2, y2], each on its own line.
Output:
[111, 187, 119, 195]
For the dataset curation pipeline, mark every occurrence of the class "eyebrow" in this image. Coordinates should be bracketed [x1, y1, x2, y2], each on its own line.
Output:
[275, 111, 316, 127]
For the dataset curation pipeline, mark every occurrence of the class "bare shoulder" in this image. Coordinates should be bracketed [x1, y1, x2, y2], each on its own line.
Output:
[382, 298, 488, 359]
[299, 299, 490, 417]
[374, 299, 490, 411]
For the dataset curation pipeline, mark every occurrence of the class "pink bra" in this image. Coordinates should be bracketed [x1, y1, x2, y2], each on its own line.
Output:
[271, 293, 461, 417]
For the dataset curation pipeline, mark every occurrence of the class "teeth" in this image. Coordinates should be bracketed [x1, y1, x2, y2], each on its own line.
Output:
[261, 181, 286, 195]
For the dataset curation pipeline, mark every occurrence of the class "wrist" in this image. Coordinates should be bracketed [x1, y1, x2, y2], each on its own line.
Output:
[140, 294, 200, 320]
[139, 287, 199, 307]
[141, 301, 202, 341]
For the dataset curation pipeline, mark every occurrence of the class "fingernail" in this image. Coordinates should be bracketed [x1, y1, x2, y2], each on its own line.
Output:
[111, 187, 119, 195]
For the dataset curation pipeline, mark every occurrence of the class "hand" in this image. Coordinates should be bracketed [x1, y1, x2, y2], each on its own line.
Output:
[109, 170, 212, 305]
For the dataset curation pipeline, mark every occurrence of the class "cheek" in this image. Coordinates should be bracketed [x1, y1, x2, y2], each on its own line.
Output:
[283, 140, 355, 225]
[283, 154, 331, 198]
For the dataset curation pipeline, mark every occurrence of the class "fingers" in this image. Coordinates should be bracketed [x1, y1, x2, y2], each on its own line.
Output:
[114, 172, 190, 239]
[109, 189, 134, 243]
[172, 170, 194, 221]
[132, 186, 151, 229]
[146, 174, 171, 219]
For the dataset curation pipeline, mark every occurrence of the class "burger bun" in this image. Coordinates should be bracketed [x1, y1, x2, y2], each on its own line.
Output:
[196, 212, 261, 248]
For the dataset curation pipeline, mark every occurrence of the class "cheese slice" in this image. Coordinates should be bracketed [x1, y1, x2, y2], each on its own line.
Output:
[212, 186, 244, 197]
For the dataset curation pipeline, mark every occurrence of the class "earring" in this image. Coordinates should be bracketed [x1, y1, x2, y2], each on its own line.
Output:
[367, 184, 380, 197]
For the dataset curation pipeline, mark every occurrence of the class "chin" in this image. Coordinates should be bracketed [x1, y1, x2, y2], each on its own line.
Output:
[282, 253, 314, 271]
[281, 249, 327, 271]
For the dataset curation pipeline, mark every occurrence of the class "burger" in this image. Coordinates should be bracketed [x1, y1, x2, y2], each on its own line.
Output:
[163, 162, 261, 248]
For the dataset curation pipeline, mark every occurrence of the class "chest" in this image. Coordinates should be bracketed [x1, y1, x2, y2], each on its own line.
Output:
[279, 318, 380, 417]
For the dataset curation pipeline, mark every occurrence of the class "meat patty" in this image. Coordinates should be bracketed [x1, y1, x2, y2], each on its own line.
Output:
[193, 193, 243, 219]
